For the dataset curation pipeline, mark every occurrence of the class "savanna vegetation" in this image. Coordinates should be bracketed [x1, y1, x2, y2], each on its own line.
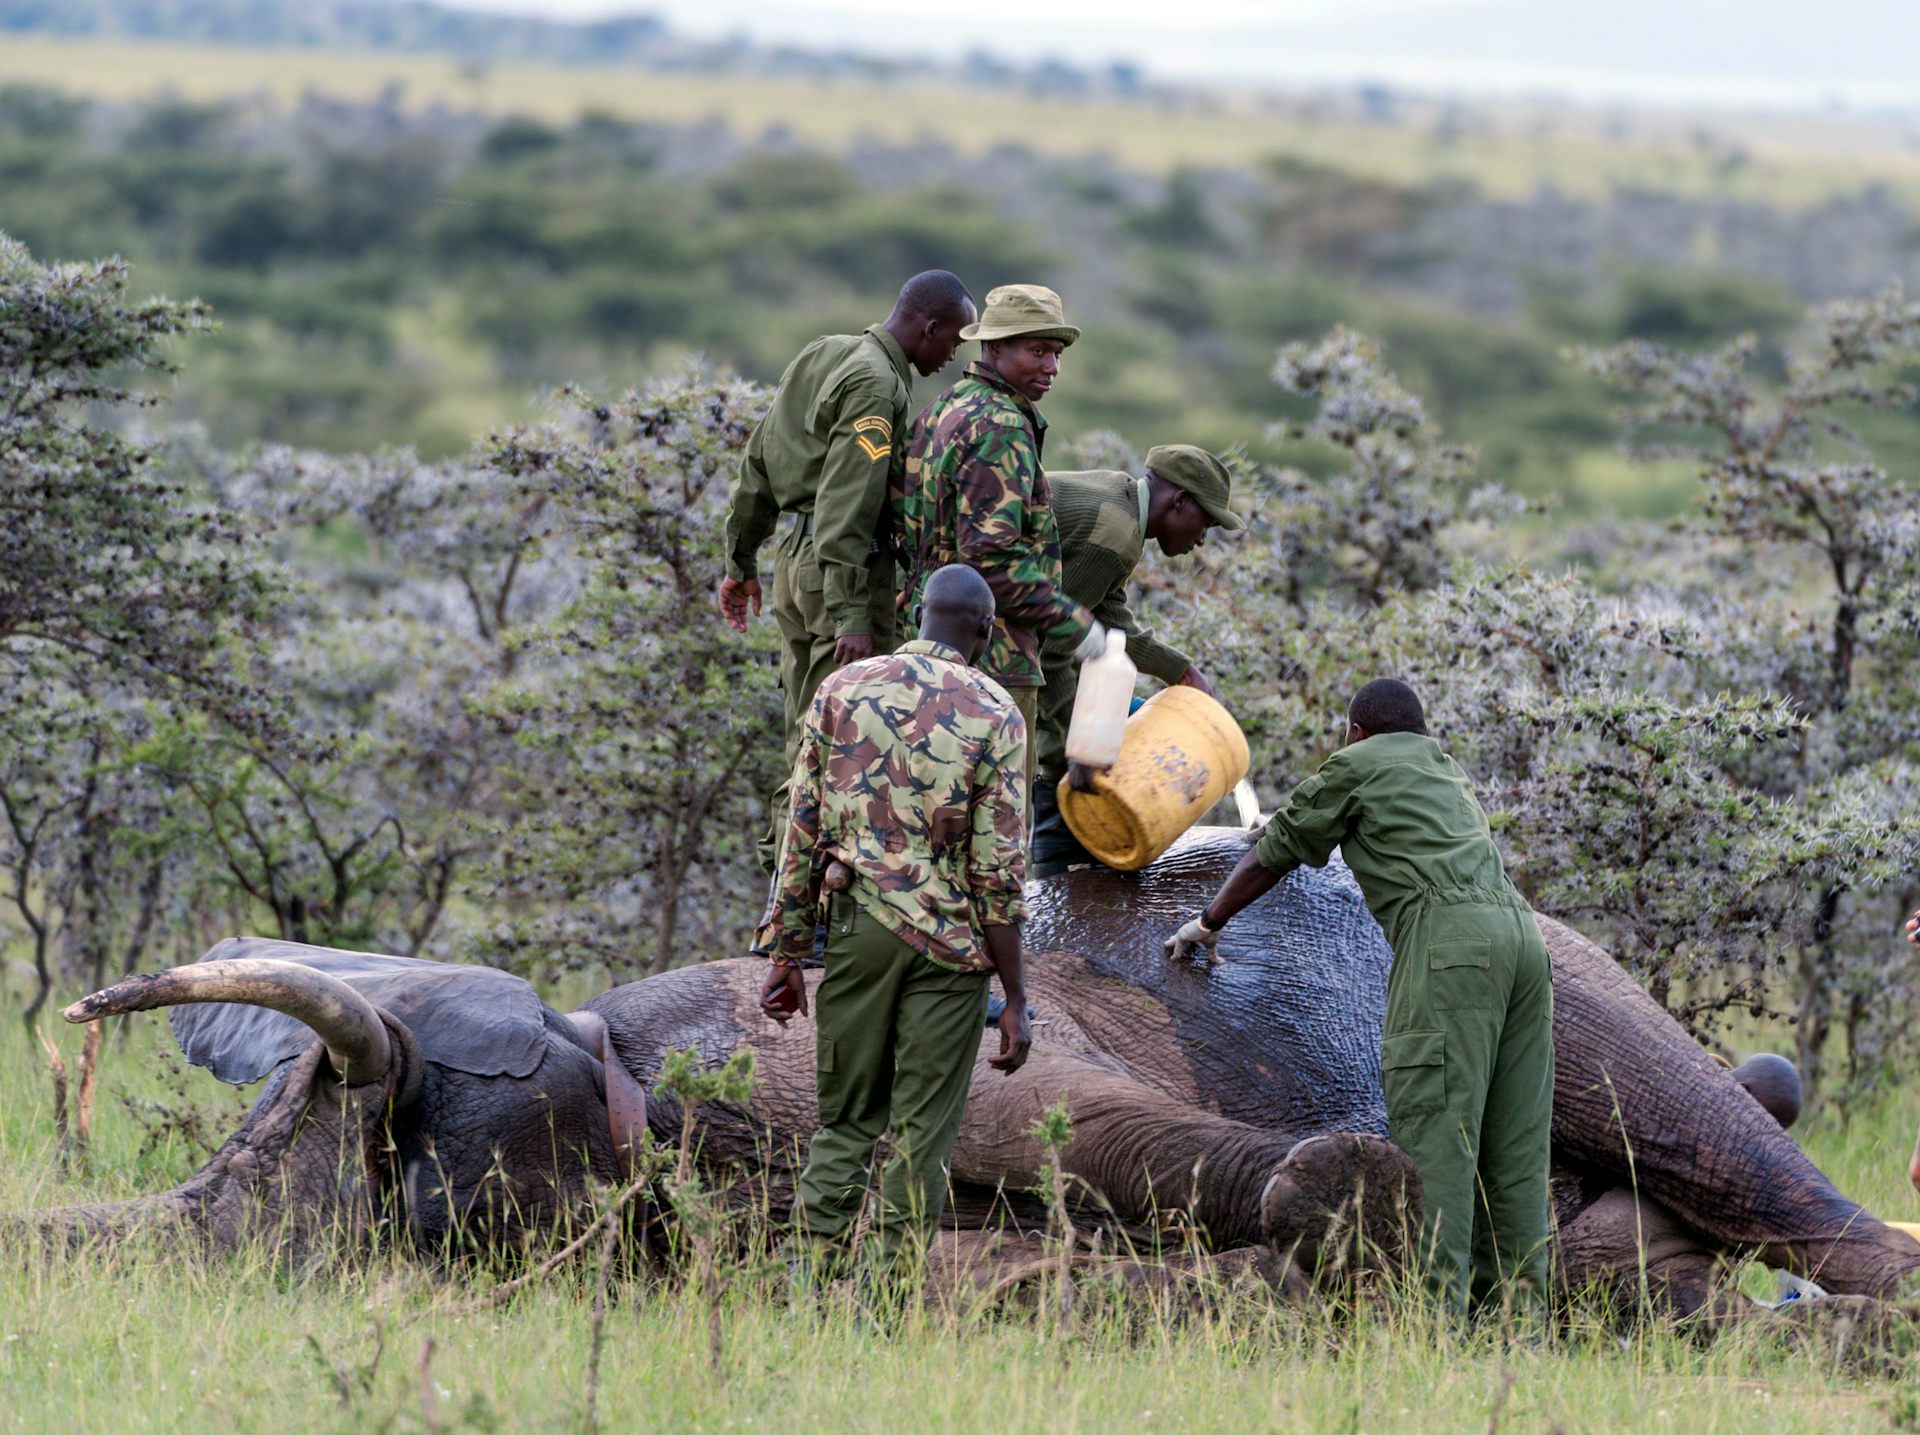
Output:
[1, 74, 1914, 510]
[5, 46, 1920, 1432]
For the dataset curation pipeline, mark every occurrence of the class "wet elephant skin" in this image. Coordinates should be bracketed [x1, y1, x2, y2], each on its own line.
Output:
[1023, 829, 1392, 1141]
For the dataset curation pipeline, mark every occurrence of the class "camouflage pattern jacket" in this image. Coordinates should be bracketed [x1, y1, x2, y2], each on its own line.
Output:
[895, 362, 1093, 688]
[762, 638, 1028, 971]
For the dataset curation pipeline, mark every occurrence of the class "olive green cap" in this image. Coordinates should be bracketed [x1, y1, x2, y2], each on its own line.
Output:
[960, 283, 1081, 346]
[1145, 444, 1243, 530]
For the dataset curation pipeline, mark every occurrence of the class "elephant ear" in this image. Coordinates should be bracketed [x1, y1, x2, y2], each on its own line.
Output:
[168, 938, 555, 1084]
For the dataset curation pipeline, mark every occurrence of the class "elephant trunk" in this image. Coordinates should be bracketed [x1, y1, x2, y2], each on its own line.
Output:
[14, 1190, 194, 1250]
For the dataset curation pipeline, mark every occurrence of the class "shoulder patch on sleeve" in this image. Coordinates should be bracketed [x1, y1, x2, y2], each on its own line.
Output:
[853, 414, 893, 462]
[1086, 499, 1140, 558]
[1295, 773, 1327, 804]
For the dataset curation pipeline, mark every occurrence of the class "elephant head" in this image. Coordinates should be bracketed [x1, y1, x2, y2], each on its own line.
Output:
[21, 939, 627, 1257]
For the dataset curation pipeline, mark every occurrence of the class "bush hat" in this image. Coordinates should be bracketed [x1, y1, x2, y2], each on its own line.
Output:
[960, 283, 1081, 346]
[1145, 444, 1244, 530]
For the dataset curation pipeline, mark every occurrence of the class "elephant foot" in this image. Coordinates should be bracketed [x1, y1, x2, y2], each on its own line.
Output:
[1260, 1133, 1420, 1279]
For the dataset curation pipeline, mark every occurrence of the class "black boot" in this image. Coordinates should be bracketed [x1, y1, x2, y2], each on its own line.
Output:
[1030, 772, 1099, 878]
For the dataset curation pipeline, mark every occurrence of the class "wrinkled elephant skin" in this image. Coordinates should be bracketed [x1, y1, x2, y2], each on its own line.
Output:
[15, 830, 1919, 1322]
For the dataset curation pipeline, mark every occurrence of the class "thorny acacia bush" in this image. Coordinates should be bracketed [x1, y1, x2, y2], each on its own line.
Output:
[0, 238, 279, 1025]
[3, 232, 1917, 1100]
[476, 379, 782, 981]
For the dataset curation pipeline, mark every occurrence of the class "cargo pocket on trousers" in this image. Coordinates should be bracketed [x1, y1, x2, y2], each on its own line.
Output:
[815, 1036, 843, 1122]
[1429, 937, 1493, 1010]
[1381, 1029, 1445, 1119]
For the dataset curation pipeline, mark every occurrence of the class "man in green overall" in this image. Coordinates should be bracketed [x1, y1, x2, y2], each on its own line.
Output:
[1032, 445, 1243, 875]
[720, 270, 979, 871]
[1164, 679, 1553, 1314]
[759, 563, 1033, 1274]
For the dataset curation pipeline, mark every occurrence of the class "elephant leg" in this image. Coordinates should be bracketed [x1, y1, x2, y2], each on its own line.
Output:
[1557, 1185, 1751, 1323]
[951, 1050, 1419, 1266]
[1558, 1188, 1920, 1361]
[924, 1228, 1311, 1314]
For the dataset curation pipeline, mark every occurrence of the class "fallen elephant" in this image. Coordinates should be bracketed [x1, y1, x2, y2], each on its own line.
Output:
[15, 829, 1920, 1333]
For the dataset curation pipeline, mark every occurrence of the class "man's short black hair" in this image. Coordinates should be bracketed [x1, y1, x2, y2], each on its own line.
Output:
[1349, 678, 1427, 736]
[895, 270, 973, 323]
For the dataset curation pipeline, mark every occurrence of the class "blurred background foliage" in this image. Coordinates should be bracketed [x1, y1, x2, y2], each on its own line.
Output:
[3, 77, 1914, 515]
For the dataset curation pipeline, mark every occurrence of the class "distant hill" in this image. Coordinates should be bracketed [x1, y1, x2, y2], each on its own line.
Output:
[0, 0, 672, 65]
[0, 0, 1151, 91]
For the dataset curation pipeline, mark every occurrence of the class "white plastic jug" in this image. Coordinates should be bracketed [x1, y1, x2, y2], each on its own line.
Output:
[1065, 629, 1135, 769]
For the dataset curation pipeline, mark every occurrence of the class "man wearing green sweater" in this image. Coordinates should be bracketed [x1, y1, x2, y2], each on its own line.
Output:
[1032, 444, 1242, 875]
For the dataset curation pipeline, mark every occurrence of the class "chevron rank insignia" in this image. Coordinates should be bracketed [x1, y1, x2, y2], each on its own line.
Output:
[852, 415, 893, 462]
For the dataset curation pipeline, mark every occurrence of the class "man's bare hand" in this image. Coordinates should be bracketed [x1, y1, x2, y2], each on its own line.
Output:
[989, 999, 1031, 1073]
[833, 632, 876, 667]
[1175, 665, 1215, 698]
[1066, 761, 1101, 794]
[1907, 908, 1919, 947]
[759, 964, 808, 1024]
[718, 576, 762, 633]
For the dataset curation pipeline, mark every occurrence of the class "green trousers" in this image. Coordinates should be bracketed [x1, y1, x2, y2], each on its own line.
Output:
[762, 526, 896, 872]
[1378, 895, 1554, 1315]
[1033, 663, 1075, 794]
[792, 896, 990, 1267]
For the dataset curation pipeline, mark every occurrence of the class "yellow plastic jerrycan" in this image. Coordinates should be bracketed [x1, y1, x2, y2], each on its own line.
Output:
[1057, 685, 1251, 871]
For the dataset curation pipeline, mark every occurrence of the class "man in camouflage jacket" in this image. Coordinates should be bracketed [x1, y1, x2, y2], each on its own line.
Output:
[719, 270, 977, 871]
[895, 284, 1107, 793]
[758, 564, 1033, 1272]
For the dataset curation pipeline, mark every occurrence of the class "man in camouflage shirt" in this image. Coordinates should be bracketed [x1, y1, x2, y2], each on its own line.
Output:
[759, 564, 1033, 1272]
[895, 284, 1107, 795]
[720, 270, 978, 871]
[1033, 444, 1245, 874]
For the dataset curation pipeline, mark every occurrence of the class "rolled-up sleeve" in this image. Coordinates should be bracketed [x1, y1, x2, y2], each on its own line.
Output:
[1254, 753, 1359, 878]
[968, 704, 1030, 928]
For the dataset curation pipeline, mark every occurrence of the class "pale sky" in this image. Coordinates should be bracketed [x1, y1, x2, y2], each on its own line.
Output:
[444, 0, 1920, 110]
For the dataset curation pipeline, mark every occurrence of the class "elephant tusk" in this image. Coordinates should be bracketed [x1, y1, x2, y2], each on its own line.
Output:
[66, 958, 393, 1087]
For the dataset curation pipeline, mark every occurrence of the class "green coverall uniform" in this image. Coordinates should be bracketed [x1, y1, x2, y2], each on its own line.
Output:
[760, 639, 1029, 1269]
[1252, 731, 1554, 1312]
[722, 324, 914, 870]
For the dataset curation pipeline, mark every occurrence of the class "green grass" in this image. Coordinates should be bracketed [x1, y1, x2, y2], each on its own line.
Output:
[4, 36, 1920, 207]
[6, 1010, 1920, 1431]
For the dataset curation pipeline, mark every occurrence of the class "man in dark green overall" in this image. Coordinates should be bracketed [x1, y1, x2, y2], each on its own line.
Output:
[1165, 679, 1553, 1313]
[1031, 444, 1243, 875]
[759, 564, 1033, 1274]
[719, 270, 978, 871]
